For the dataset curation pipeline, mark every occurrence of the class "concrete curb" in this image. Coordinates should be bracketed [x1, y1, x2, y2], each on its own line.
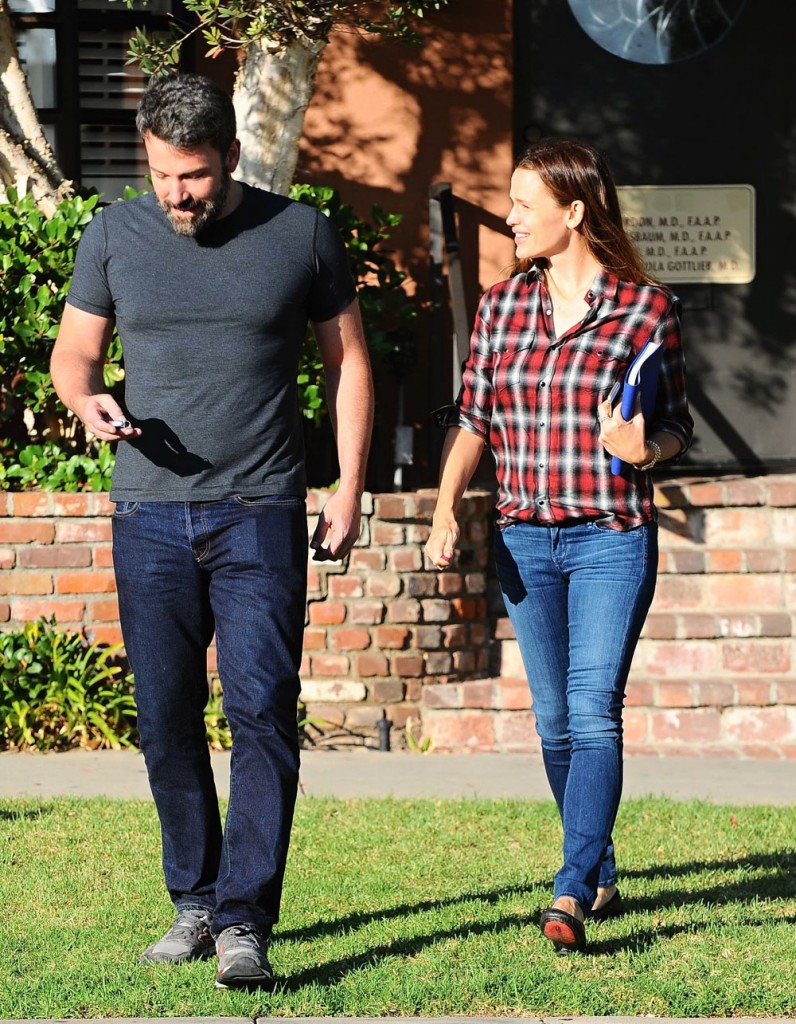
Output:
[0, 749, 793, 804]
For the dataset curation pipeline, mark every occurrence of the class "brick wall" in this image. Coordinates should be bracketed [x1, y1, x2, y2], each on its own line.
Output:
[0, 492, 120, 646]
[423, 475, 796, 758]
[1, 475, 795, 757]
[0, 488, 493, 737]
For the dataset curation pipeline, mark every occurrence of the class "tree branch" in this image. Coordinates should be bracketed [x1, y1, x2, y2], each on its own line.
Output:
[0, 0, 72, 209]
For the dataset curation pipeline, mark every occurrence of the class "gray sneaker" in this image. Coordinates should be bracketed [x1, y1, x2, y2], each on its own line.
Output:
[215, 925, 274, 990]
[140, 906, 214, 964]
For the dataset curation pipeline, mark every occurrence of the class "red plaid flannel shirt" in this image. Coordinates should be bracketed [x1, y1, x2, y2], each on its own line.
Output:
[447, 267, 693, 531]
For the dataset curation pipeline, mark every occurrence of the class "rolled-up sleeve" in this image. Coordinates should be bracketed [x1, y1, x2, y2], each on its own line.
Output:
[448, 292, 496, 443]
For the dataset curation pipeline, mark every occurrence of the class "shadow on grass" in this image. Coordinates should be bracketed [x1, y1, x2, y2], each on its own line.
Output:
[621, 849, 796, 912]
[273, 902, 796, 991]
[271, 850, 796, 987]
[274, 908, 540, 992]
[276, 881, 542, 943]
[588, 911, 796, 958]
[0, 806, 52, 822]
[622, 849, 796, 885]
[278, 851, 795, 946]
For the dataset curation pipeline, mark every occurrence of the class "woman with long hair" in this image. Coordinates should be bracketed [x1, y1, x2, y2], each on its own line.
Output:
[425, 138, 693, 953]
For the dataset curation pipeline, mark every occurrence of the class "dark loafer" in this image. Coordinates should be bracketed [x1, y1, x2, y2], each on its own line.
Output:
[539, 907, 586, 953]
[590, 887, 625, 922]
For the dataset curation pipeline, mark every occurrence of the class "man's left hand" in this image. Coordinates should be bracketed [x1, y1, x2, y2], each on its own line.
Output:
[310, 489, 362, 561]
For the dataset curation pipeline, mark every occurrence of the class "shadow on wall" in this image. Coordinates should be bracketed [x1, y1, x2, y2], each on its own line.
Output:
[299, 8, 514, 283]
[296, 2, 515, 485]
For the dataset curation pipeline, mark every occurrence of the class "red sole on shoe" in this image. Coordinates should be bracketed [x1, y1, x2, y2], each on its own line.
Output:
[542, 920, 580, 947]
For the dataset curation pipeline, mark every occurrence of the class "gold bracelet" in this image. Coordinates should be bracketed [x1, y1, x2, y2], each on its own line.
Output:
[635, 439, 662, 472]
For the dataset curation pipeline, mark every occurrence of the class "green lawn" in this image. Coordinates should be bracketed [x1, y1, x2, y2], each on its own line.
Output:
[1, 795, 794, 1018]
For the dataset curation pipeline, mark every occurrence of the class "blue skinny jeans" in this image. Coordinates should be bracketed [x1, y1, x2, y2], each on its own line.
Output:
[493, 519, 658, 910]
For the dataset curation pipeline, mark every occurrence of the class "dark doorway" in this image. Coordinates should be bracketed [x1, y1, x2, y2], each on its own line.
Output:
[514, 0, 796, 472]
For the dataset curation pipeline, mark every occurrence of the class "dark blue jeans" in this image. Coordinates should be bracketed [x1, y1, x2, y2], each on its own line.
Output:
[494, 520, 658, 910]
[112, 497, 307, 937]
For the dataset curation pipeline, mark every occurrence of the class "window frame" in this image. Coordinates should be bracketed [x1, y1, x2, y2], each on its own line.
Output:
[10, 0, 189, 189]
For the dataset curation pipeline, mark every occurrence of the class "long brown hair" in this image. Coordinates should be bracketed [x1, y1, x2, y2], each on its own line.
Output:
[514, 137, 657, 285]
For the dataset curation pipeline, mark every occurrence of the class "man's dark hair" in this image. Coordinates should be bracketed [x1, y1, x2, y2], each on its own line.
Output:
[136, 73, 236, 156]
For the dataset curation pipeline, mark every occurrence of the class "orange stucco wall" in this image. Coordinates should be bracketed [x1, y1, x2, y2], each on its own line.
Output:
[295, 1, 516, 485]
[299, 1, 515, 295]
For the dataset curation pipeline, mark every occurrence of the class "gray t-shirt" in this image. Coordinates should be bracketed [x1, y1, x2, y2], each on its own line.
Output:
[66, 184, 356, 501]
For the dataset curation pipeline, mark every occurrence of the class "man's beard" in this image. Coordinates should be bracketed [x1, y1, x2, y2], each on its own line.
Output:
[160, 172, 230, 237]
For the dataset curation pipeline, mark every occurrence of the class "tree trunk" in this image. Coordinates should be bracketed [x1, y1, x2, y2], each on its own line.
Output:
[233, 36, 326, 195]
[0, 1, 71, 210]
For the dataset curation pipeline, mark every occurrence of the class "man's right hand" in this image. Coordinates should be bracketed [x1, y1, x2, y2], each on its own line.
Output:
[51, 306, 139, 443]
[74, 394, 141, 442]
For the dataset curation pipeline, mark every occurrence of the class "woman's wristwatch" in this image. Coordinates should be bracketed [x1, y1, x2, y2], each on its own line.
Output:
[635, 438, 662, 472]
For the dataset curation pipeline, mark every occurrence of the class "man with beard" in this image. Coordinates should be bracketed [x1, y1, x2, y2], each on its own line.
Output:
[50, 74, 373, 990]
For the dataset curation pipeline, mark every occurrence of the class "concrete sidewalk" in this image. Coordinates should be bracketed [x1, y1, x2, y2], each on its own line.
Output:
[0, 747, 793, 803]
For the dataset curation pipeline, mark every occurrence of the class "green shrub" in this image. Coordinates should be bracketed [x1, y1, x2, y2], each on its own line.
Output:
[0, 618, 137, 751]
[0, 619, 330, 752]
[1, 183, 417, 489]
[0, 619, 236, 751]
[1, 439, 116, 492]
[290, 183, 418, 424]
[204, 679, 232, 751]
[0, 185, 126, 492]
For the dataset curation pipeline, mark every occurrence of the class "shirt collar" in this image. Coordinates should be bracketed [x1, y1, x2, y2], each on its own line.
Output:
[523, 264, 621, 306]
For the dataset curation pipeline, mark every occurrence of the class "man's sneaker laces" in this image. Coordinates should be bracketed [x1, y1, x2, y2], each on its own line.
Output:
[140, 906, 214, 964]
[215, 924, 274, 990]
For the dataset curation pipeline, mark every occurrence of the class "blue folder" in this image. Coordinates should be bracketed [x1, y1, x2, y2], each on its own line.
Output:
[610, 338, 664, 475]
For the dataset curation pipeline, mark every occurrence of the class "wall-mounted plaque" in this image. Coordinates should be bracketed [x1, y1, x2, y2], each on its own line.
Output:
[617, 184, 755, 284]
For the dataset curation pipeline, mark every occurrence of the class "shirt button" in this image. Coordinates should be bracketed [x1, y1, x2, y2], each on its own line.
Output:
[545, 308, 552, 315]
[537, 499, 546, 505]
[587, 291, 594, 299]
[539, 422, 545, 427]
[538, 463, 544, 468]
[539, 381, 547, 388]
